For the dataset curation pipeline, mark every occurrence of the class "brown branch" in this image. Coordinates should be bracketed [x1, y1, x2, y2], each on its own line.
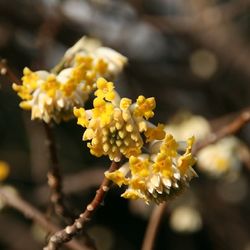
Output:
[35, 167, 105, 205]
[193, 108, 250, 154]
[0, 59, 21, 84]
[43, 122, 73, 222]
[0, 186, 88, 250]
[141, 203, 167, 250]
[44, 161, 119, 250]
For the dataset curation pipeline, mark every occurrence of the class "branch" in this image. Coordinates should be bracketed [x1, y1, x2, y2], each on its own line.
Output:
[0, 186, 88, 250]
[0, 59, 21, 84]
[193, 108, 250, 154]
[44, 161, 119, 250]
[43, 122, 73, 222]
[141, 203, 167, 250]
[35, 167, 105, 205]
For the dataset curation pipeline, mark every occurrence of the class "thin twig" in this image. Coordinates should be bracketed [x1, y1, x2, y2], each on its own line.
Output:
[193, 108, 250, 154]
[43, 122, 73, 222]
[44, 161, 119, 250]
[35, 167, 105, 205]
[141, 203, 167, 250]
[0, 186, 88, 250]
[141, 107, 250, 250]
[0, 59, 21, 84]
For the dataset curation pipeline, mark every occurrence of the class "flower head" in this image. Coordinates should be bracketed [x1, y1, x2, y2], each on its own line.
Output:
[13, 39, 127, 123]
[105, 134, 197, 204]
[74, 78, 158, 162]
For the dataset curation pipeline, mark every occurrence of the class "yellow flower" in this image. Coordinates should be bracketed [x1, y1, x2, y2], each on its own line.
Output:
[0, 161, 10, 181]
[73, 107, 89, 127]
[92, 97, 114, 126]
[133, 95, 156, 120]
[13, 39, 127, 123]
[145, 123, 166, 142]
[94, 78, 115, 101]
[74, 78, 158, 162]
[106, 134, 197, 204]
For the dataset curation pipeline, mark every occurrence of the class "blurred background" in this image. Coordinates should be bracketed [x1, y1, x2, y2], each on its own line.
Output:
[0, 0, 250, 249]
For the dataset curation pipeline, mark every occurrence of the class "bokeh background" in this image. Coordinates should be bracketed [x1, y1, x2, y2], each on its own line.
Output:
[0, 0, 250, 249]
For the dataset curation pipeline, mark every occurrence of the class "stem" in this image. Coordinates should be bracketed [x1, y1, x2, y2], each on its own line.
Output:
[0, 186, 87, 250]
[44, 161, 119, 250]
[0, 59, 21, 84]
[43, 122, 75, 223]
[141, 203, 167, 250]
[193, 108, 250, 154]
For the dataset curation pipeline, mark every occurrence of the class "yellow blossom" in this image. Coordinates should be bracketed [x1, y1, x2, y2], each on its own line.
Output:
[94, 78, 115, 101]
[13, 39, 127, 123]
[145, 123, 166, 142]
[73, 107, 89, 127]
[106, 134, 197, 204]
[74, 78, 158, 162]
[134, 95, 156, 120]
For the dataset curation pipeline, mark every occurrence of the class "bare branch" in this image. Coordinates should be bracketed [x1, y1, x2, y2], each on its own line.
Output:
[43, 122, 74, 222]
[193, 108, 250, 154]
[44, 161, 119, 250]
[141, 203, 167, 250]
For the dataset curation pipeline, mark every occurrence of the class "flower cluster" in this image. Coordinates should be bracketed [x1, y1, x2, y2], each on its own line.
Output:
[74, 78, 164, 162]
[105, 135, 196, 204]
[12, 37, 197, 204]
[13, 39, 127, 123]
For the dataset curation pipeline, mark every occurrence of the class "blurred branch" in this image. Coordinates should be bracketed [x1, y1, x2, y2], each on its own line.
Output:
[141, 203, 167, 250]
[0, 59, 21, 84]
[0, 186, 89, 250]
[44, 161, 119, 250]
[35, 167, 105, 204]
[193, 107, 250, 154]
[43, 122, 74, 223]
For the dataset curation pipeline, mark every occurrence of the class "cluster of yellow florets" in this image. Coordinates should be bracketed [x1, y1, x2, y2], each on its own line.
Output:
[12, 40, 127, 123]
[74, 78, 165, 162]
[105, 135, 196, 204]
[12, 37, 197, 204]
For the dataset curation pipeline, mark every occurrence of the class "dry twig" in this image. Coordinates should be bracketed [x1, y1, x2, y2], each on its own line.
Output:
[141, 203, 167, 250]
[43, 122, 74, 222]
[0, 59, 21, 84]
[44, 161, 119, 250]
